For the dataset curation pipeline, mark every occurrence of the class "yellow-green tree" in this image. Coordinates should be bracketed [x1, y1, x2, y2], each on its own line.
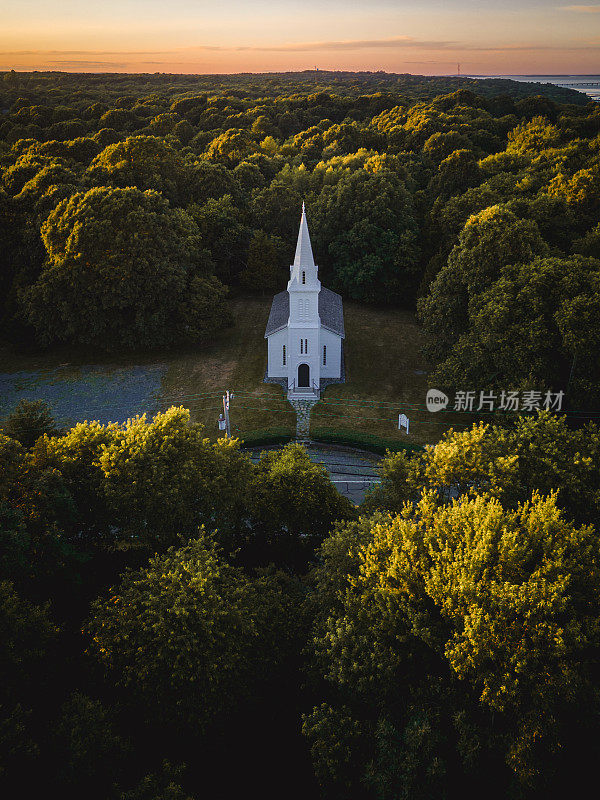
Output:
[250, 443, 355, 541]
[97, 407, 253, 545]
[86, 135, 192, 204]
[307, 491, 600, 795]
[87, 534, 305, 733]
[365, 412, 600, 526]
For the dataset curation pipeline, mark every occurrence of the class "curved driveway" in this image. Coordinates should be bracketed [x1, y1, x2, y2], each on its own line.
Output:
[245, 442, 382, 505]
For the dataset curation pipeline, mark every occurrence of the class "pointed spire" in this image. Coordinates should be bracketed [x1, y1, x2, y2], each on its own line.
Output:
[293, 201, 315, 271]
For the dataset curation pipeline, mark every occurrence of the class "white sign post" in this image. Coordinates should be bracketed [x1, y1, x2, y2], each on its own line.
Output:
[398, 413, 410, 434]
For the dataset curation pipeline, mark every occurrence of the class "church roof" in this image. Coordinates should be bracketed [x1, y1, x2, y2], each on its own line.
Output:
[264, 287, 345, 338]
[264, 290, 289, 337]
[319, 287, 345, 337]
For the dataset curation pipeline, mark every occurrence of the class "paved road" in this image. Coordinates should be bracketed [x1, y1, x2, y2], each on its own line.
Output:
[245, 442, 382, 505]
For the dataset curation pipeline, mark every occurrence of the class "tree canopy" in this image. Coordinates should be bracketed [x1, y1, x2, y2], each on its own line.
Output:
[306, 490, 600, 796]
[1, 70, 600, 799]
[21, 186, 228, 351]
[1, 70, 598, 396]
[87, 534, 304, 733]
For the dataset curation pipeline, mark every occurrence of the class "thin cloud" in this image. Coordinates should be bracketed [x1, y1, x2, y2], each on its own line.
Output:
[559, 4, 600, 11]
[232, 36, 457, 52]
[48, 60, 130, 68]
[181, 37, 599, 54]
[0, 49, 169, 57]
[403, 60, 461, 65]
[176, 36, 455, 53]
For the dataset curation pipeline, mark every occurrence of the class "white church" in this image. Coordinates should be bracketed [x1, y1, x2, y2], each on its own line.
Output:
[265, 203, 345, 398]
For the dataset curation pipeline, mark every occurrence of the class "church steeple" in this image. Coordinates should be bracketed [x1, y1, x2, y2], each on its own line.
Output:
[264, 199, 344, 399]
[293, 202, 315, 270]
[289, 202, 320, 289]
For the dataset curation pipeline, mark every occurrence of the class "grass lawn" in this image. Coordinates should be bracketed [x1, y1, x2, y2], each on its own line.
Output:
[1, 294, 468, 447]
[163, 294, 456, 447]
[313, 300, 444, 446]
[158, 295, 298, 441]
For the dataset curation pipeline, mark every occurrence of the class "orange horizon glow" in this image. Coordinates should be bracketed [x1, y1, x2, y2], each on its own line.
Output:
[1, 1, 599, 75]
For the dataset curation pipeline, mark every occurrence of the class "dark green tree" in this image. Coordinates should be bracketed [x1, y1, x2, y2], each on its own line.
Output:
[21, 186, 228, 351]
[312, 168, 419, 303]
[120, 762, 193, 800]
[239, 229, 282, 293]
[187, 194, 252, 284]
[419, 204, 548, 363]
[431, 255, 600, 402]
[0, 581, 57, 788]
[2, 400, 58, 449]
[54, 692, 130, 798]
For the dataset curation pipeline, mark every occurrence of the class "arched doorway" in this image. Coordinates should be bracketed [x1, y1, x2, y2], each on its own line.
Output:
[298, 363, 310, 387]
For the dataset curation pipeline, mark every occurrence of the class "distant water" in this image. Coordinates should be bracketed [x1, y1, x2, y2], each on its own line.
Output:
[481, 75, 600, 102]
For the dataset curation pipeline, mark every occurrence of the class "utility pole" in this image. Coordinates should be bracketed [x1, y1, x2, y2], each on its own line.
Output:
[222, 390, 232, 437]
[457, 63, 461, 79]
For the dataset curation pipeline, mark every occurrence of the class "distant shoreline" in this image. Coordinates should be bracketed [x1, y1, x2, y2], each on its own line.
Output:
[470, 74, 600, 78]
[462, 74, 600, 101]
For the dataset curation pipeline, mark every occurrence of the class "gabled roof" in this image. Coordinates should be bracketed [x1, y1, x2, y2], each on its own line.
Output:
[264, 286, 345, 338]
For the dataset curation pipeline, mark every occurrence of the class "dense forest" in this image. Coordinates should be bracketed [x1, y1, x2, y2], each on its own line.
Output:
[2, 400, 600, 799]
[1, 70, 599, 405]
[1, 71, 600, 799]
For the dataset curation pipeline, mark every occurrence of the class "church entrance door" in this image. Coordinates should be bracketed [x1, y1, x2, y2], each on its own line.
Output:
[298, 363, 310, 387]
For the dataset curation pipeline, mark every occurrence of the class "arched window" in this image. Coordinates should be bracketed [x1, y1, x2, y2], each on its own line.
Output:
[282, 345, 286, 365]
[302, 271, 306, 284]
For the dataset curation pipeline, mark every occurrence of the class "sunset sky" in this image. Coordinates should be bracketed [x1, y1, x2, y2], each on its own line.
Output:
[2, 0, 599, 74]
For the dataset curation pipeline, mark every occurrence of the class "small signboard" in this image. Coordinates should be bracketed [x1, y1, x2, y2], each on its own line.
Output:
[398, 413, 410, 434]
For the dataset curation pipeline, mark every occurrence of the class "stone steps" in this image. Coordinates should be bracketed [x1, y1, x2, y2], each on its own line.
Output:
[288, 396, 320, 440]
